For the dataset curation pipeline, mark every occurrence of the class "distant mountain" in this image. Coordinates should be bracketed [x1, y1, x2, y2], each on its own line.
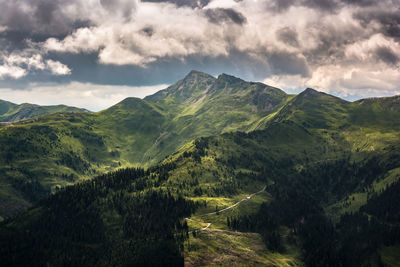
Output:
[0, 99, 88, 122]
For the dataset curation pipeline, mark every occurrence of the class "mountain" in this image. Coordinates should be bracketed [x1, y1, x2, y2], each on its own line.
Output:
[142, 70, 289, 164]
[0, 71, 290, 218]
[0, 99, 87, 122]
[1, 84, 400, 266]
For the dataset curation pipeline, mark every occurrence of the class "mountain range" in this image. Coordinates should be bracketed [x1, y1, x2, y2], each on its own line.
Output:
[0, 71, 399, 266]
[0, 71, 291, 217]
[0, 99, 87, 122]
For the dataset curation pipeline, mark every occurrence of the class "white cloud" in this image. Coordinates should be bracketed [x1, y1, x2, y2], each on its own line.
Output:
[1, 0, 400, 99]
[0, 65, 27, 79]
[44, 3, 233, 66]
[264, 63, 400, 99]
[0, 82, 168, 111]
[0, 52, 71, 79]
[45, 60, 72, 75]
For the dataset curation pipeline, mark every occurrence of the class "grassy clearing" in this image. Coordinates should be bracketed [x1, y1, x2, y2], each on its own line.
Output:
[189, 191, 271, 230]
[379, 246, 400, 267]
[326, 167, 400, 221]
[184, 190, 302, 266]
[184, 229, 303, 267]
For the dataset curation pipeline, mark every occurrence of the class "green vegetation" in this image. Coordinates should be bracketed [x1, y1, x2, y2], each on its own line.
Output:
[379, 246, 400, 267]
[0, 71, 289, 218]
[0, 168, 197, 266]
[0, 99, 87, 122]
[1, 71, 400, 266]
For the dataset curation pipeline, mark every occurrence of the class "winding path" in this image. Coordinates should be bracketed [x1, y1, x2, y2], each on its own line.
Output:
[186, 185, 267, 232]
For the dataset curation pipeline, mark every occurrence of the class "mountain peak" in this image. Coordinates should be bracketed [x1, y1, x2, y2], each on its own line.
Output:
[302, 87, 320, 96]
[294, 88, 347, 106]
[183, 70, 215, 82]
[144, 70, 215, 103]
[298, 88, 331, 100]
[217, 73, 244, 84]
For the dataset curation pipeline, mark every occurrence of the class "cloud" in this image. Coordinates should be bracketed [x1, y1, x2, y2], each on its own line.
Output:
[354, 8, 400, 41]
[142, 0, 211, 8]
[276, 27, 299, 47]
[204, 8, 247, 25]
[0, 65, 27, 79]
[46, 60, 72, 75]
[375, 46, 399, 66]
[0, 0, 399, 104]
[0, 52, 71, 79]
[340, 0, 377, 7]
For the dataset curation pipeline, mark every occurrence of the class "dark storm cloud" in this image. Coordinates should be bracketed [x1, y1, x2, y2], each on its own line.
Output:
[340, 0, 376, 7]
[142, 0, 211, 8]
[268, 0, 340, 12]
[301, 20, 366, 67]
[141, 26, 154, 37]
[1, 0, 400, 103]
[268, 0, 395, 12]
[375, 46, 399, 66]
[269, 0, 295, 12]
[354, 9, 400, 40]
[204, 8, 247, 25]
[100, 0, 136, 21]
[0, 0, 92, 52]
[267, 51, 310, 77]
[276, 27, 299, 47]
[302, 0, 340, 11]
[1, 0, 74, 35]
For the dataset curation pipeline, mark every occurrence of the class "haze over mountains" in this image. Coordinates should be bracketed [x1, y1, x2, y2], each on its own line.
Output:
[0, 71, 400, 266]
[0, 99, 87, 122]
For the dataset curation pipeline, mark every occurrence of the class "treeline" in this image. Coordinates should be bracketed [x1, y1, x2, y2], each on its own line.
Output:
[362, 179, 400, 223]
[228, 157, 400, 266]
[0, 167, 198, 266]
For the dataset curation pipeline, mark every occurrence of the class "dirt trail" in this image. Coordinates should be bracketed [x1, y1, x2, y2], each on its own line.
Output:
[186, 185, 267, 232]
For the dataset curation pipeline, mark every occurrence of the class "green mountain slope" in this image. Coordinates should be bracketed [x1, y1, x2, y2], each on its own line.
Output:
[142, 70, 289, 164]
[0, 71, 290, 218]
[1, 87, 399, 266]
[0, 99, 87, 122]
[0, 98, 166, 217]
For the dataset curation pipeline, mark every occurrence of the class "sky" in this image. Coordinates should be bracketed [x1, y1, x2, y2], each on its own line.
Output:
[0, 0, 399, 111]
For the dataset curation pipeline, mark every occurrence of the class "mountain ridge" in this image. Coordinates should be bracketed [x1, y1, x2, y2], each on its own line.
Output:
[0, 71, 399, 221]
[0, 71, 400, 266]
[0, 99, 88, 122]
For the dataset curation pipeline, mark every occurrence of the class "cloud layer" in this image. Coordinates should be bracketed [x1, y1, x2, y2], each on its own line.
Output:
[0, 0, 399, 104]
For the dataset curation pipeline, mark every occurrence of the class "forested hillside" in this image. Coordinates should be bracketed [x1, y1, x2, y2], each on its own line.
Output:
[0, 71, 290, 218]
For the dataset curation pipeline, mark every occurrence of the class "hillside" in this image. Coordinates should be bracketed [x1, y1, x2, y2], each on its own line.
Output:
[0, 71, 290, 218]
[0, 85, 399, 265]
[142, 70, 290, 164]
[0, 99, 87, 122]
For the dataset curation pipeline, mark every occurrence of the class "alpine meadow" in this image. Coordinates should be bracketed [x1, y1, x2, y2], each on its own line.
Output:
[1, 0, 400, 266]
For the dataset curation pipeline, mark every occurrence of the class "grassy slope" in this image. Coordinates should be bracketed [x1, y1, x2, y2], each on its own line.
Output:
[156, 91, 399, 265]
[0, 99, 87, 122]
[0, 87, 399, 265]
[267, 88, 400, 210]
[0, 71, 289, 218]
[142, 71, 289, 165]
[0, 99, 166, 218]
